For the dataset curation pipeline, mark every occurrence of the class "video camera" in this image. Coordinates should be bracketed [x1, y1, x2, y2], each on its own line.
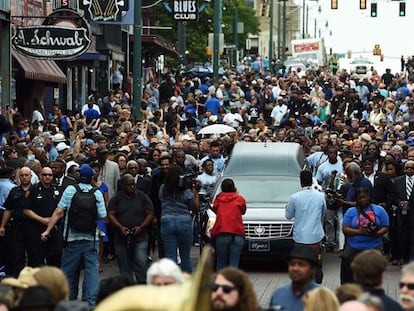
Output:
[178, 173, 197, 189]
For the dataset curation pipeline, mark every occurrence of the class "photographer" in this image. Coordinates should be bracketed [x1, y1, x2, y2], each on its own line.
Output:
[341, 187, 389, 285]
[158, 165, 199, 273]
[108, 174, 154, 284]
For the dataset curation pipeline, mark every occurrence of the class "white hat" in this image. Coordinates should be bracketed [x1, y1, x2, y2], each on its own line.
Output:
[53, 133, 66, 143]
[181, 134, 193, 141]
[170, 96, 177, 102]
[118, 145, 131, 153]
[56, 142, 70, 152]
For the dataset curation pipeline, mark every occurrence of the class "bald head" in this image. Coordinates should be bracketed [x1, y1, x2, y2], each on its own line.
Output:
[19, 167, 32, 186]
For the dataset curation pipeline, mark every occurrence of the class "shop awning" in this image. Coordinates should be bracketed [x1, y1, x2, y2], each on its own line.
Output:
[12, 50, 67, 84]
[139, 35, 179, 57]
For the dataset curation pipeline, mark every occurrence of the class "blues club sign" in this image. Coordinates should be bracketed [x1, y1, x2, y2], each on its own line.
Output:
[163, 0, 208, 22]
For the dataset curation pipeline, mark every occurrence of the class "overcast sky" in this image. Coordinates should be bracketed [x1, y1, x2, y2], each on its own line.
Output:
[296, 0, 414, 73]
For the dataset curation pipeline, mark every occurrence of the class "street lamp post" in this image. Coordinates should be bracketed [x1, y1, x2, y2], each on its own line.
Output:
[269, 0, 274, 64]
[213, 0, 222, 83]
[132, 0, 142, 120]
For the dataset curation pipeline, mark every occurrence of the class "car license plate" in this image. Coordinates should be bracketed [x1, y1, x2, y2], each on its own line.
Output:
[248, 240, 270, 252]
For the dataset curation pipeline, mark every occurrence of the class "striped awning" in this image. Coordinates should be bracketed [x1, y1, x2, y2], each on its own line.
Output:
[12, 50, 67, 84]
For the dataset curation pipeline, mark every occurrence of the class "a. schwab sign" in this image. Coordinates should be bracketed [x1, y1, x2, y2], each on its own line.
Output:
[11, 9, 91, 60]
[11, 25, 91, 59]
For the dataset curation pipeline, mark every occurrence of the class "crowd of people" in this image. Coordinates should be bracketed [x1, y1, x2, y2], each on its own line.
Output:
[0, 59, 414, 310]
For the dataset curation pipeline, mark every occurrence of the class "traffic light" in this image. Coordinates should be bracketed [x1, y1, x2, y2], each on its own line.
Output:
[399, 2, 406, 16]
[371, 3, 377, 17]
[259, 3, 265, 16]
[347, 50, 352, 59]
[373, 44, 381, 56]
[360, 0, 366, 9]
[331, 0, 338, 9]
[266, 4, 271, 17]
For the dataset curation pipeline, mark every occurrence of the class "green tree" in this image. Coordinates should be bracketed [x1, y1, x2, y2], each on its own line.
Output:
[155, 0, 260, 67]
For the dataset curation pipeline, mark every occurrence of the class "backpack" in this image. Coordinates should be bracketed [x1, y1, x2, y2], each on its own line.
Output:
[67, 184, 98, 234]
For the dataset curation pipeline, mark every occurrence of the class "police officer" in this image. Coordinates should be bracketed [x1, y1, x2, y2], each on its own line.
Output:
[0, 167, 32, 276]
[23, 166, 62, 267]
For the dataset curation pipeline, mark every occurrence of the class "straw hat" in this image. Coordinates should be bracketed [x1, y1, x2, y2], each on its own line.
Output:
[1, 266, 40, 288]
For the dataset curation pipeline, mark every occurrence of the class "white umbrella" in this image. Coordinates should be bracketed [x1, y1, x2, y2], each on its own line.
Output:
[198, 124, 236, 135]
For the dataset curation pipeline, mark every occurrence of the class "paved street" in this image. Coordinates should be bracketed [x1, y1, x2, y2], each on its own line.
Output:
[99, 246, 404, 308]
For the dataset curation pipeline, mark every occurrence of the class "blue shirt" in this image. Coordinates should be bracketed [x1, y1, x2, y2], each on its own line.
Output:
[158, 185, 194, 219]
[343, 204, 389, 250]
[269, 281, 319, 311]
[306, 151, 328, 176]
[0, 178, 15, 209]
[58, 183, 107, 241]
[204, 97, 221, 115]
[286, 187, 326, 244]
[346, 176, 373, 201]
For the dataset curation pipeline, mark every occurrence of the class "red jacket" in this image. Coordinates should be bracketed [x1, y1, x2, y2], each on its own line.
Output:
[211, 192, 247, 239]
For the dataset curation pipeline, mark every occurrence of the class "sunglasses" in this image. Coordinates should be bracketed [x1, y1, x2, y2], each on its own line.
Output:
[42, 173, 53, 177]
[210, 283, 237, 294]
[400, 282, 414, 290]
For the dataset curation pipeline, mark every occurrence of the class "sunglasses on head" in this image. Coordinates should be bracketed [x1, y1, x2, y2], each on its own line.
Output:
[210, 283, 237, 294]
[400, 282, 414, 290]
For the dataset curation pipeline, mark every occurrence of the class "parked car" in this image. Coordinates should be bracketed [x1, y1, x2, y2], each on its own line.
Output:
[349, 57, 373, 75]
[183, 65, 225, 78]
[202, 142, 306, 261]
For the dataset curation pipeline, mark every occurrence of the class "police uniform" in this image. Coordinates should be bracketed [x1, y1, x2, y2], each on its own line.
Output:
[26, 182, 62, 267]
[3, 185, 31, 276]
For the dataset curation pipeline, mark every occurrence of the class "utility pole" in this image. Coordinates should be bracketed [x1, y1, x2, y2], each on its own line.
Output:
[133, 0, 142, 119]
[233, 5, 238, 67]
[268, 0, 274, 63]
[277, 0, 281, 60]
[213, 0, 222, 83]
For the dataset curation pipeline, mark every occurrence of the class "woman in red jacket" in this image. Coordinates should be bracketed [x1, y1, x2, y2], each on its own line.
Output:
[211, 178, 247, 270]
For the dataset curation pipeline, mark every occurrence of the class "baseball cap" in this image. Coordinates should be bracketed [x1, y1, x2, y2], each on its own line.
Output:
[41, 132, 53, 139]
[76, 164, 94, 181]
[56, 142, 70, 152]
[288, 245, 318, 266]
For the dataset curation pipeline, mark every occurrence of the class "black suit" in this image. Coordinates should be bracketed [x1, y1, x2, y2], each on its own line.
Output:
[136, 175, 152, 196]
[371, 171, 396, 208]
[370, 171, 396, 257]
[393, 175, 414, 260]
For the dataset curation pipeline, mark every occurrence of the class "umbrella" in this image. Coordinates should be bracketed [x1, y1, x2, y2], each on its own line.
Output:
[198, 124, 236, 135]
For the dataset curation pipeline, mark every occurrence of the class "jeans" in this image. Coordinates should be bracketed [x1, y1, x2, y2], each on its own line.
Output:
[161, 216, 193, 273]
[61, 240, 99, 308]
[214, 233, 244, 271]
[325, 209, 337, 246]
[114, 240, 148, 284]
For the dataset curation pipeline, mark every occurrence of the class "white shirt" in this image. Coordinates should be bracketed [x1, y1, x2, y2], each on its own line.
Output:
[270, 104, 288, 125]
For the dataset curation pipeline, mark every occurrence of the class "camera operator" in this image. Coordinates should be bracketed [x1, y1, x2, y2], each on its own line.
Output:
[194, 159, 218, 246]
[341, 187, 389, 285]
[108, 174, 154, 284]
[158, 165, 199, 273]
